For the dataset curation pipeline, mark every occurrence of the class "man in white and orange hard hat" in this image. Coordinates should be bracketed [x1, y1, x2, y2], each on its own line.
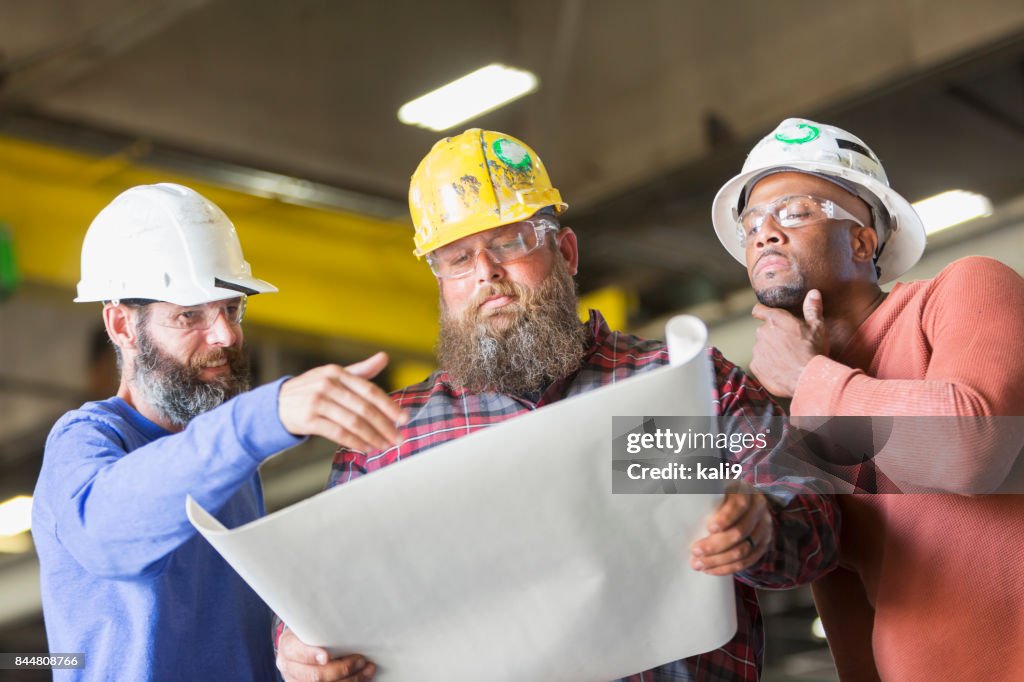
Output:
[274, 130, 842, 682]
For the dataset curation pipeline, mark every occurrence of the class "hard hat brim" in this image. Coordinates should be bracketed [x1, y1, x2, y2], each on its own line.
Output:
[74, 275, 278, 306]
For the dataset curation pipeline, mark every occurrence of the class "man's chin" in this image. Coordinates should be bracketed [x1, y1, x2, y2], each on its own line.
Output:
[755, 284, 807, 311]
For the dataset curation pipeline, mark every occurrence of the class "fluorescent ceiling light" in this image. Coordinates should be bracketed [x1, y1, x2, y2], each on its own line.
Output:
[912, 190, 993, 235]
[398, 63, 538, 132]
[0, 495, 32, 536]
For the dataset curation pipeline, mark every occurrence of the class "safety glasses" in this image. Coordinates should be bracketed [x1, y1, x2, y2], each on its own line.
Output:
[736, 195, 864, 247]
[123, 296, 247, 331]
[426, 216, 559, 279]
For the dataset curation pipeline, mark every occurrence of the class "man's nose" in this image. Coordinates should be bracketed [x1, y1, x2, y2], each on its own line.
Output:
[473, 249, 505, 284]
[204, 310, 238, 347]
[753, 216, 786, 249]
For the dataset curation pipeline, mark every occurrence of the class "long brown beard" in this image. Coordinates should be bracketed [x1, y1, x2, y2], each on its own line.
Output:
[436, 257, 588, 394]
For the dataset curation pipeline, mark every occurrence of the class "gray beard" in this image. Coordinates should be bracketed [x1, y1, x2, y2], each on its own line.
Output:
[133, 323, 251, 428]
[436, 258, 587, 395]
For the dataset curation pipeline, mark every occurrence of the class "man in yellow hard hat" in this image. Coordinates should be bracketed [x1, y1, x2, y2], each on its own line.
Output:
[276, 130, 840, 682]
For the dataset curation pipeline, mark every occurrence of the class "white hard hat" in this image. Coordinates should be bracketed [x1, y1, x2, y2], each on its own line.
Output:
[75, 183, 277, 305]
[711, 118, 926, 284]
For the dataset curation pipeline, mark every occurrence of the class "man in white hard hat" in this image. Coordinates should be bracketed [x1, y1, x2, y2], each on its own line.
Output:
[33, 183, 404, 682]
[275, 130, 841, 682]
[712, 118, 1024, 679]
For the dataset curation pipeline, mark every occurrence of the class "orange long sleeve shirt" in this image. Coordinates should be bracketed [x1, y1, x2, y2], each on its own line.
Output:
[789, 256, 1024, 681]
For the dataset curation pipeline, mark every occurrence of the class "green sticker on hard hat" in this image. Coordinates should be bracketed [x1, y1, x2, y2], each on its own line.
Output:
[775, 123, 820, 145]
[492, 139, 533, 171]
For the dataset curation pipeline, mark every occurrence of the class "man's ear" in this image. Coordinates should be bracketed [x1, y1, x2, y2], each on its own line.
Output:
[556, 227, 579, 276]
[850, 225, 879, 264]
[103, 304, 139, 354]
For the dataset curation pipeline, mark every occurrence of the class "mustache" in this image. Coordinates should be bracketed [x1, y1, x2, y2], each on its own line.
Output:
[189, 347, 242, 370]
[470, 281, 523, 308]
[755, 247, 786, 265]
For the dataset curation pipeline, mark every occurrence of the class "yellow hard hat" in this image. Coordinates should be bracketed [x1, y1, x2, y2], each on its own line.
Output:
[408, 129, 567, 257]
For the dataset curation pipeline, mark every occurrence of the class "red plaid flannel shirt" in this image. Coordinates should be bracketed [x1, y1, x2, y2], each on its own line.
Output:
[328, 311, 839, 681]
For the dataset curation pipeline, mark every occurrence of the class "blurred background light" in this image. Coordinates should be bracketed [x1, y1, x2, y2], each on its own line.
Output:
[811, 616, 827, 640]
[0, 495, 33, 537]
[912, 190, 993, 235]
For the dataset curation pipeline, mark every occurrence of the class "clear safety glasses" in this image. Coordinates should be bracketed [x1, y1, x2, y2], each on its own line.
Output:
[426, 216, 560, 279]
[736, 195, 865, 247]
[127, 296, 248, 331]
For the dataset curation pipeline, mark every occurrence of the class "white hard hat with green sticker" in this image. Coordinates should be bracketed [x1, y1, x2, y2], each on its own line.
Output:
[711, 118, 926, 284]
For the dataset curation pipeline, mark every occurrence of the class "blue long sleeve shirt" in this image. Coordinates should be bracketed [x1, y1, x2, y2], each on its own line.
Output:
[32, 378, 303, 681]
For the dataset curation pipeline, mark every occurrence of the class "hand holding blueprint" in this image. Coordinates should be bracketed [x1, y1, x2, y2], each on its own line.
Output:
[188, 315, 738, 681]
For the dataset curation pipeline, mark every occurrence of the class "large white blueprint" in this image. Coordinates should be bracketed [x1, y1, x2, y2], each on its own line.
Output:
[187, 316, 738, 681]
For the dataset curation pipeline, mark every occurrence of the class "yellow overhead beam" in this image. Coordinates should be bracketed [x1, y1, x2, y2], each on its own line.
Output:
[1, 135, 635, 362]
[0, 135, 441, 355]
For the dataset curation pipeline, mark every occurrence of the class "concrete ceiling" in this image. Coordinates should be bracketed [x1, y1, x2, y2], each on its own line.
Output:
[2, 0, 1021, 200]
[3, 0, 1023, 320]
